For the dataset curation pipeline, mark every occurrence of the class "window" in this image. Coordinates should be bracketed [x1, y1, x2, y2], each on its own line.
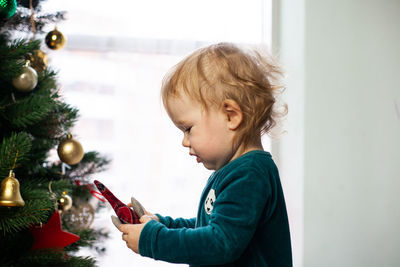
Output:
[43, 1, 272, 266]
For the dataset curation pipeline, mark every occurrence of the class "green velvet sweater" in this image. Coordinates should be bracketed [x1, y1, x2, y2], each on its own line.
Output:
[139, 150, 292, 266]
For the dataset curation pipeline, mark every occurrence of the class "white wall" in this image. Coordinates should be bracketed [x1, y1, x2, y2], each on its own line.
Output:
[276, 0, 400, 266]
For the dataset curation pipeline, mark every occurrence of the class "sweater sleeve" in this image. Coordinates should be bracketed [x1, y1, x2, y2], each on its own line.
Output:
[155, 214, 196, 229]
[139, 168, 271, 265]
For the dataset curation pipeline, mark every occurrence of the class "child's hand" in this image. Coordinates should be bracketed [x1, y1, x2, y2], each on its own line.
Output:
[111, 197, 159, 229]
[111, 197, 159, 253]
[117, 216, 150, 253]
[127, 197, 159, 222]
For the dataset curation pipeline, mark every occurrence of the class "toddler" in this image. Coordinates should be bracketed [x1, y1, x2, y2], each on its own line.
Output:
[116, 42, 292, 266]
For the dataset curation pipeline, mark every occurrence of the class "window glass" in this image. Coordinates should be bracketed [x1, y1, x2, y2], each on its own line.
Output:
[43, 1, 272, 265]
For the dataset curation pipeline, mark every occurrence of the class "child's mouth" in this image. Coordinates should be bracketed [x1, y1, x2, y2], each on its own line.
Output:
[190, 152, 201, 163]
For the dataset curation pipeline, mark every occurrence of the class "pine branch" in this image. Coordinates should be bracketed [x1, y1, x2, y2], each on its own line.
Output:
[0, 132, 32, 175]
[29, 101, 79, 139]
[14, 250, 96, 267]
[1, 10, 67, 34]
[64, 228, 97, 252]
[62, 226, 109, 258]
[0, 198, 52, 234]
[0, 37, 41, 61]
[0, 37, 40, 84]
[0, 179, 72, 235]
[67, 152, 111, 182]
[45, 178, 73, 193]
[4, 94, 55, 128]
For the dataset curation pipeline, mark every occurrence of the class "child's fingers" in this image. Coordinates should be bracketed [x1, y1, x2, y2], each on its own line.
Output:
[139, 215, 153, 223]
[131, 197, 145, 217]
[111, 215, 122, 229]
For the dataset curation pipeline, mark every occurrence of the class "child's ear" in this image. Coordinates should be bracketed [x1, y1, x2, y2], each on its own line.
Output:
[223, 99, 243, 130]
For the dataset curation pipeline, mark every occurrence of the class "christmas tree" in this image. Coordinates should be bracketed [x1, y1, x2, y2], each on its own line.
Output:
[0, 1, 110, 266]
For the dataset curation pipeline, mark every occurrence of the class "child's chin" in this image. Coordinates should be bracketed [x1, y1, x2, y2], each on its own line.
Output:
[202, 162, 217, 171]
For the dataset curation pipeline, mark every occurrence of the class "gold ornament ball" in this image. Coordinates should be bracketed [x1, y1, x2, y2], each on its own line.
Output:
[57, 192, 73, 211]
[12, 66, 38, 92]
[45, 28, 66, 50]
[57, 134, 84, 165]
[27, 50, 48, 72]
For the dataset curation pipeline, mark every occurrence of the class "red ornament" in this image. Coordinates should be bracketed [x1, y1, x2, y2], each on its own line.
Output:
[29, 211, 80, 250]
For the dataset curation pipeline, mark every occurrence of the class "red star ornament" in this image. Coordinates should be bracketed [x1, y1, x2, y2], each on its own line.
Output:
[29, 210, 80, 250]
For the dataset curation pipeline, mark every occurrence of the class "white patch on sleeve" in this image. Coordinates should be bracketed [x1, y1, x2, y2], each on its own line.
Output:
[204, 189, 216, 215]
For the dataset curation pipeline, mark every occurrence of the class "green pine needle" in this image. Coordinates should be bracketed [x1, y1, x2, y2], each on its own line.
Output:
[5, 95, 55, 128]
[0, 132, 32, 175]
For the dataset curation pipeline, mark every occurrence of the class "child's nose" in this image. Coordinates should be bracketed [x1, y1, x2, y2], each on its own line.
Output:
[182, 133, 190, 147]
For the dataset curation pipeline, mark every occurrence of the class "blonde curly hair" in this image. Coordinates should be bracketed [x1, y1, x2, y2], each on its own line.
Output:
[161, 42, 287, 147]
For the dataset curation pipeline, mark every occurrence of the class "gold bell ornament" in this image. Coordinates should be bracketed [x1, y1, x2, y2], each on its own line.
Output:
[45, 27, 66, 50]
[57, 133, 84, 165]
[57, 191, 73, 212]
[0, 170, 25, 207]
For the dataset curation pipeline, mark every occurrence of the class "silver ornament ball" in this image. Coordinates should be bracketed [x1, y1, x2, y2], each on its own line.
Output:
[12, 66, 38, 92]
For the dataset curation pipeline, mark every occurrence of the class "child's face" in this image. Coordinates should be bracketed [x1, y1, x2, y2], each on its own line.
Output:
[166, 93, 236, 170]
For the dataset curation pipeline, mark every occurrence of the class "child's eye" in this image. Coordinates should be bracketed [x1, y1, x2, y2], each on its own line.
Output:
[185, 126, 192, 133]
